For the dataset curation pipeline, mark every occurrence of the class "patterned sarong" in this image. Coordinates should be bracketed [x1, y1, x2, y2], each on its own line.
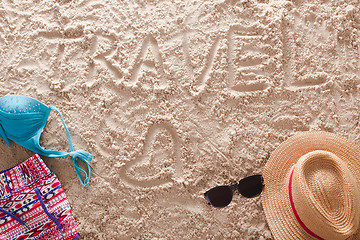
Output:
[0, 154, 79, 240]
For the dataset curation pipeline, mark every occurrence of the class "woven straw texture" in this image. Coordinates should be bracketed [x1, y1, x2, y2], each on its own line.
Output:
[262, 131, 360, 240]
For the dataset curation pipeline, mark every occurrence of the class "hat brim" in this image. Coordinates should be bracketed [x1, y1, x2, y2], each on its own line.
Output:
[262, 131, 360, 240]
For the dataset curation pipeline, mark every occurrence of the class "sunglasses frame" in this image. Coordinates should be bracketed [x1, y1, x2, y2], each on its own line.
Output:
[204, 174, 264, 208]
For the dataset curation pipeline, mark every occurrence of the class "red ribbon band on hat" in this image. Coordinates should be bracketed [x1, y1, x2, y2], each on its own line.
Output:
[288, 168, 325, 240]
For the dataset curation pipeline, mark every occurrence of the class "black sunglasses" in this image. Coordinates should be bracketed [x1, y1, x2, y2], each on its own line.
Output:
[204, 175, 264, 208]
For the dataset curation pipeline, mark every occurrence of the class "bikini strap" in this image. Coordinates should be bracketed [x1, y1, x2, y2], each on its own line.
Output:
[50, 106, 92, 187]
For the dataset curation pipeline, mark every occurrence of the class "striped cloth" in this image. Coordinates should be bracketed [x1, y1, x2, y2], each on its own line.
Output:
[0, 154, 79, 240]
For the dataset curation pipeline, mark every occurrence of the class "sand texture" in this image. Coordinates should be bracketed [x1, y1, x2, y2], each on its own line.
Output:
[0, 0, 360, 239]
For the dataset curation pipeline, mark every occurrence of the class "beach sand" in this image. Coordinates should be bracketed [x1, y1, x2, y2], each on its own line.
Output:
[0, 0, 359, 239]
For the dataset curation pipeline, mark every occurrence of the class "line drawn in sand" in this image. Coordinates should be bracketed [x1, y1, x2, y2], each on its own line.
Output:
[166, 27, 222, 95]
[128, 34, 169, 89]
[227, 24, 271, 95]
[120, 122, 183, 188]
[282, 12, 331, 90]
[36, 26, 122, 88]
[87, 32, 123, 87]
[188, 35, 222, 94]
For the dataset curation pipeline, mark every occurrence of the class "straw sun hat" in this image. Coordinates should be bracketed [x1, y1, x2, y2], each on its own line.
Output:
[262, 131, 360, 240]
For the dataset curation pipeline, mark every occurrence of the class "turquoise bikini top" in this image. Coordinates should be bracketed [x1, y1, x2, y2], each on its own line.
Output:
[0, 95, 92, 187]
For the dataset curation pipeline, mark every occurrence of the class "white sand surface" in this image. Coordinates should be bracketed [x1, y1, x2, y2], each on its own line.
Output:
[0, 0, 360, 239]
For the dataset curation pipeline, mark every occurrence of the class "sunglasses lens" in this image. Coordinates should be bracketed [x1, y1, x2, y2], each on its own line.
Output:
[204, 186, 233, 208]
[237, 174, 264, 198]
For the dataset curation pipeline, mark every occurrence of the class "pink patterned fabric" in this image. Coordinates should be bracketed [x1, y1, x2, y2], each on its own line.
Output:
[0, 154, 79, 240]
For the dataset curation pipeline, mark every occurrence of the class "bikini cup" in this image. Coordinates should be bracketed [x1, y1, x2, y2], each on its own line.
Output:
[0, 95, 92, 187]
